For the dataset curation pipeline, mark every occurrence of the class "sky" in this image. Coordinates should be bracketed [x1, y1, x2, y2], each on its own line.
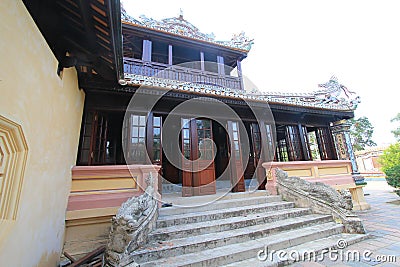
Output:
[122, 0, 400, 147]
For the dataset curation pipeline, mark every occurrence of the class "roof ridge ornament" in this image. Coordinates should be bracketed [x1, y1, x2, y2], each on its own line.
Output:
[120, 6, 253, 51]
[218, 32, 254, 52]
[179, 8, 184, 20]
[243, 75, 360, 111]
[313, 76, 360, 109]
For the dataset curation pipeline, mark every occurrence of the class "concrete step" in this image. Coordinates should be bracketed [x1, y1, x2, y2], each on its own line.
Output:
[134, 219, 342, 264]
[161, 190, 271, 206]
[223, 233, 369, 267]
[138, 222, 344, 266]
[159, 195, 282, 216]
[150, 208, 317, 242]
[157, 201, 295, 228]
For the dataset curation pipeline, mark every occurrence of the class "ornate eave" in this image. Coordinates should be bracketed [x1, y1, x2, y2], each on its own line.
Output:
[123, 74, 359, 112]
[121, 7, 253, 52]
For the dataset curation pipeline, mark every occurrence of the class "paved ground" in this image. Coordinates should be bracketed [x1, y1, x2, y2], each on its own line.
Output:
[291, 180, 400, 267]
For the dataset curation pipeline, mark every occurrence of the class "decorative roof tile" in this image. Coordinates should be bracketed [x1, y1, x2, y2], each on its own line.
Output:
[123, 74, 360, 111]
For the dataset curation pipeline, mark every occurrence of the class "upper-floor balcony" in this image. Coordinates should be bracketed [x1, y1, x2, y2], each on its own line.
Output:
[123, 57, 244, 91]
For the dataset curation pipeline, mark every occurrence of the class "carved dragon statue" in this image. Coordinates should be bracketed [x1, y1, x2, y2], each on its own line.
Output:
[105, 173, 158, 267]
[275, 169, 365, 234]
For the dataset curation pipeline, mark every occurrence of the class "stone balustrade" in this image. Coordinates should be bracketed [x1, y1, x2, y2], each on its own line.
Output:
[262, 160, 370, 211]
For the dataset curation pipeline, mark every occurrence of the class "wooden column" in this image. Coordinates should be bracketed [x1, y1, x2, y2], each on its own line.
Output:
[142, 40, 152, 62]
[168, 44, 173, 66]
[331, 120, 364, 185]
[237, 60, 244, 90]
[217, 55, 225, 75]
[200, 51, 205, 71]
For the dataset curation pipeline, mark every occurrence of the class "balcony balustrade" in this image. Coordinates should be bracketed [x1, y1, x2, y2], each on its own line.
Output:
[124, 57, 243, 90]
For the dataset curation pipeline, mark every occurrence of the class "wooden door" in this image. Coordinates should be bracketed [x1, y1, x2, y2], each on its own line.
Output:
[78, 111, 108, 165]
[227, 121, 245, 192]
[91, 113, 108, 165]
[181, 118, 216, 196]
[181, 119, 193, 196]
[250, 123, 261, 167]
[147, 113, 163, 193]
[250, 122, 263, 180]
[251, 121, 276, 189]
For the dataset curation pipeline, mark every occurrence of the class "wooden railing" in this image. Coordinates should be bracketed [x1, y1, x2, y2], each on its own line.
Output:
[123, 58, 243, 90]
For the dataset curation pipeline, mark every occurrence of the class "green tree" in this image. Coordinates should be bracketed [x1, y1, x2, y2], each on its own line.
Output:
[391, 113, 400, 141]
[380, 143, 400, 189]
[307, 131, 320, 160]
[349, 116, 377, 151]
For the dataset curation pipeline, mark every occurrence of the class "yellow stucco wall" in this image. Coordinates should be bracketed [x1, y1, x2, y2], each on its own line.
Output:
[0, 1, 85, 266]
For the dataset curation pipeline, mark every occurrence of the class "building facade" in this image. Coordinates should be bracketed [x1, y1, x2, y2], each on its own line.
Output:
[75, 7, 359, 196]
[1, 0, 368, 264]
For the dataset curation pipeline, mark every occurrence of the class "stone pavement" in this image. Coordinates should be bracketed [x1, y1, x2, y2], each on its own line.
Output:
[291, 180, 400, 267]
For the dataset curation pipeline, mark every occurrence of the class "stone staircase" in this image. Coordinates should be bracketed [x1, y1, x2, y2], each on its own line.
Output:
[129, 191, 367, 266]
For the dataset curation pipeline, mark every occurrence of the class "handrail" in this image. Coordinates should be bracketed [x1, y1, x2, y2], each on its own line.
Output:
[275, 169, 365, 234]
[123, 57, 243, 90]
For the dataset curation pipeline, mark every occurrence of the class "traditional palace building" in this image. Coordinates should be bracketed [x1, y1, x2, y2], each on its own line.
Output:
[1, 0, 368, 265]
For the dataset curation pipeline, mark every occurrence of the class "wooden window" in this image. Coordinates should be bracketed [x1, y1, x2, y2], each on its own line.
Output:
[316, 127, 337, 160]
[182, 119, 191, 160]
[300, 126, 312, 160]
[277, 139, 289, 162]
[129, 114, 146, 163]
[196, 119, 213, 160]
[92, 114, 108, 164]
[231, 121, 241, 159]
[285, 125, 304, 161]
[250, 123, 261, 161]
[265, 124, 275, 161]
[228, 120, 245, 192]
[308, 131, 321, 160]
[78, 112, 108, 165]
[152, 116, 162, 163]
[78, 111, 94, 165]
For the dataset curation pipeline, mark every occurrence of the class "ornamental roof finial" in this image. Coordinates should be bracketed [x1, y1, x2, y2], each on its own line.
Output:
[179, 8, 184, 20]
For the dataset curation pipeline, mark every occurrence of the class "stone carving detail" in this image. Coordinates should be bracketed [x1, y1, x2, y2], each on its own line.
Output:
[277, 169, 353, 212]
[121, 6, 252, 51]
[339, 189, 353, 210]
[275, 169, 365, 234]
[105, 173, 158, 267]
